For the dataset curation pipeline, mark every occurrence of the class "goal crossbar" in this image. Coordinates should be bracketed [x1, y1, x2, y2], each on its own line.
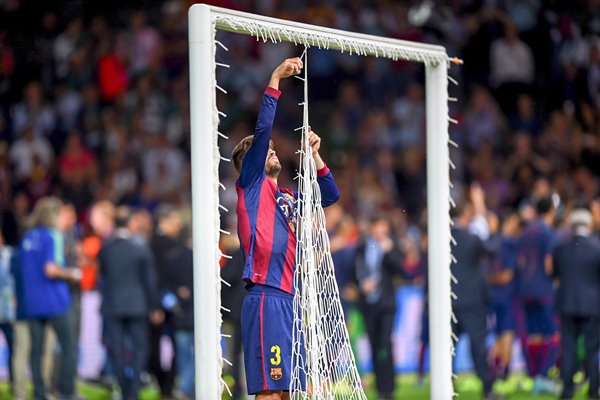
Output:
[190, 5, 448, 64]
[189, 4, 453, 399]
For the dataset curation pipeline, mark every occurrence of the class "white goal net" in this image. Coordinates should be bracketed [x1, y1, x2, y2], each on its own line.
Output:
[290, 52, 366, 399]
[189, 4, 454, 399]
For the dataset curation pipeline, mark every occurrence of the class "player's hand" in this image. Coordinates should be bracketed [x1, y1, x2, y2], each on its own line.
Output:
[470, 181, 486, 215]
[149, 309, 165, 325]
[272, 57, 303, 80]
[378, 236, 394, 253]
[177, 286, 191, 300]
[308, 131, 321, 154]
[361, 277, 377, 295]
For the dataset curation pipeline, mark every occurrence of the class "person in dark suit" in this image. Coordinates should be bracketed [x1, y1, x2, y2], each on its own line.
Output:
[148, 204, 183, 398]
[552, 208, 600, 400]
[98, 206, 163, 400]
[352, 215, 403, 400]
[450, 185, 502, 400]
[163, 237, 194, 400]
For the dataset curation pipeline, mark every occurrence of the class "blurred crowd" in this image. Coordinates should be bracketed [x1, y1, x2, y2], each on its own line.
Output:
[0, 0, 599, 399]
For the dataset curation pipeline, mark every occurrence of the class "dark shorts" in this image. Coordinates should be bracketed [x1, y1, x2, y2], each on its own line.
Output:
[241, 284, 304, 395]
[523, 298, 556, 336]
[491, 300, 515, 334]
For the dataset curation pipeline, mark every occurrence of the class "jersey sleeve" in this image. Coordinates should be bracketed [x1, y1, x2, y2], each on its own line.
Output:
[237, 87, 281, 188]
[44, 230, 64, 267]
[542, 227, 557, 256]
[316, 165, 340, 207]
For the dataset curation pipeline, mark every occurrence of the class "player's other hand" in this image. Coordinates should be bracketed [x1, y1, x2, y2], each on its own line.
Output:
[149, 309, 165, 325]
[308, 130, 321, 154]
[272, 57, 303, 80]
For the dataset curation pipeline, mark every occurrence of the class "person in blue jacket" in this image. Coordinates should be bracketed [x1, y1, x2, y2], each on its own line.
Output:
[19, 197, 81, 400]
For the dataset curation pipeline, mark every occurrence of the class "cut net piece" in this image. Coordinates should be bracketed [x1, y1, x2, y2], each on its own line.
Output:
[291, 50, 366, 400]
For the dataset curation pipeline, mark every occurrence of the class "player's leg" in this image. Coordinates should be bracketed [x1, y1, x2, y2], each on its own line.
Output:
[496, 302, 515, 380]
[538, 301, 559, 377]
[241, 290, 265, 396]
[523, 300, 544, 377]
[498, 332, 514, 377]
[490, 303, 502, 378]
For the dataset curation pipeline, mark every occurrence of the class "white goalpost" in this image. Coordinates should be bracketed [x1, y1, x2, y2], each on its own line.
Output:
[189, 3, 453, 399]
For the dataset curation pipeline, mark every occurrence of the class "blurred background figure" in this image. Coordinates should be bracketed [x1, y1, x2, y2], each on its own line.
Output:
[18, 197, 80, 400]
[450, 185, 499, 400]
[352, 215, 403, 400]
[219, 229, 246, 400]
[164, 233, 194, 400]
[148, 204, 183, 399]
[0, 231, 15, 396]
[0, 0, 598, 397]
[55, 201, 83, 391]
[326, 204, 359, 319]
[98, 206, 162, 400]
[552, 208, 600, 400]
[487, 211, 520, 388]
[516, 196, 560, 395]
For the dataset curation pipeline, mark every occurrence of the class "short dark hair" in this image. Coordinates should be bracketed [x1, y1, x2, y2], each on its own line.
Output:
[154, 203, 178, 223]
[231, 135, 254, 174]
[114, 206, 133, 228]
[535, 196, 554, 215]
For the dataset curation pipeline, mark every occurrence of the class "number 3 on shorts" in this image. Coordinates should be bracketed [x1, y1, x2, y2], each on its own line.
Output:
[270, 345, 281, 366]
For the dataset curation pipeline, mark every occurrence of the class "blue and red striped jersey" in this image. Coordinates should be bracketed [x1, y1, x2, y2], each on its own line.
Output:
[236, 87, 340, 294]
[516, 218, 557, 299]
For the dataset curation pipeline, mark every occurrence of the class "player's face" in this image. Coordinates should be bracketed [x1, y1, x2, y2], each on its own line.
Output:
[265, 144, 282, 177]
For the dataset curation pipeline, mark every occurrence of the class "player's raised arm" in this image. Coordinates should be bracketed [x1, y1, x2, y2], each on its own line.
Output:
[308, 130, 340, 207]
[268, 57, 303, 90]
[233, 58, 303, 188]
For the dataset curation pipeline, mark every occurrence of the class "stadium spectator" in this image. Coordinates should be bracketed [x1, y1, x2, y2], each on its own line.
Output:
[552, 208, 600, 400]
[490, 20, 535, 113]
[58, 131, 97, 214]
[9, 124, 54, 192]
[10, 81, 56, 139]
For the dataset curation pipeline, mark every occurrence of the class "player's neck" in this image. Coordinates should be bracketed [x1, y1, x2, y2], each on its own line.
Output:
[267, 175, 278, 185]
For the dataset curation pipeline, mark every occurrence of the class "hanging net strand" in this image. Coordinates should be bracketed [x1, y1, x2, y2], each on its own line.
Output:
[290, 48, 367, 400]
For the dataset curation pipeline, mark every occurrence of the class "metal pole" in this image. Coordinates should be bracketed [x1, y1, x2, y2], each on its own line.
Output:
[189, 4, 222, 399]
[207, 5, 447, 63]
[426, 61, 453, 399]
